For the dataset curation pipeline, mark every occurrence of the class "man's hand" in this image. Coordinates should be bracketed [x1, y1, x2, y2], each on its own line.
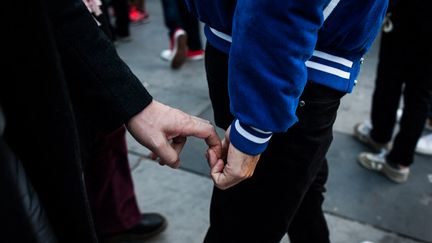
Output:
[126, 100, 222, 168]
[207, 126, 261, 190]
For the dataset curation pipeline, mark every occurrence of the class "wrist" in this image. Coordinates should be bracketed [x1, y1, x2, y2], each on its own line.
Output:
[229, 119, 272, 155]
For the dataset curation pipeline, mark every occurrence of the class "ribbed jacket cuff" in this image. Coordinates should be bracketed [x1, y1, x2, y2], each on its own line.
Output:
[229, 119, 272, 155]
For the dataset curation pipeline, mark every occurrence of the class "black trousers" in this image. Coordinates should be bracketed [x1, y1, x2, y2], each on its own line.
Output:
[110, 0, 130, 37]
[161, 0, 202, 50]
[370, 0, 432, 166]
[203, 43, 345, 243]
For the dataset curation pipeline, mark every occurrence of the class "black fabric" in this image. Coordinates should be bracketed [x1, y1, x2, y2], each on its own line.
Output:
[370, 0, 432, 166]
[1, 0, 153, 242]
[0, 138, 58, 243]
[110, 0, 131, 37]
[2, 1, 97, 241]
[0, 106, 4, 136]
[45, 0, 152, 138]
[203, 43, 345, 243]
[161, 0, 203, 50]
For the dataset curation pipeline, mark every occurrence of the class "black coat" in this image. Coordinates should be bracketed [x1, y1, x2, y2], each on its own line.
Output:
[1, 0, 152, 242]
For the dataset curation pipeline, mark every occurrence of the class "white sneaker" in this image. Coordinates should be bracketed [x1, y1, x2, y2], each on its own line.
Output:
[358, 149, 387, 171]
[159, 30, 188, 69]
[358, 150, 410, 183]
[160, 49, 173, 62]
[170, 29, 188, 69]
[353, 121, 390, 151]
[160, 49, 205, 62]
[415, 133, 432, 156]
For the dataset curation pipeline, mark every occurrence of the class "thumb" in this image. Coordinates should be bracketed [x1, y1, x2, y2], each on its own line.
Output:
[208, 149, 230, 189]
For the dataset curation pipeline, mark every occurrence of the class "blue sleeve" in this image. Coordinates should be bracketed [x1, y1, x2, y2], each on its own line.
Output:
[228, 0, 329, 155]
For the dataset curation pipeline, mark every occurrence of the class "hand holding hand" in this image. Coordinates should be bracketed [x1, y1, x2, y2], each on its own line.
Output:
[127, 100, 222, 168]
[207, 126, 261, 190]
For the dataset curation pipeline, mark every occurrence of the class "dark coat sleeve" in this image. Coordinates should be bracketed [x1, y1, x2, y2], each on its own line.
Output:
[45, 0, 153, 133]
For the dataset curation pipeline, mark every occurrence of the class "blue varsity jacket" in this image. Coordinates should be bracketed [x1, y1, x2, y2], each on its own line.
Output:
[185, 0, 388, 155]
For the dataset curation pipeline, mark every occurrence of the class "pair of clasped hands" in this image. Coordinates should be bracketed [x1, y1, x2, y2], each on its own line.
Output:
[127, 100, 261, 190]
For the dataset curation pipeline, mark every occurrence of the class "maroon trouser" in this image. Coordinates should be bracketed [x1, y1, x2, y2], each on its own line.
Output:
[84, 125, 141, 236]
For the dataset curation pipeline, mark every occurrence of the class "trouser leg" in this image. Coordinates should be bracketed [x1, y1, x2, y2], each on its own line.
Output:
[84, 126, 141, 236]
[161, 0, 182, 37]
[203, 42, 344, 243]
[387, 73, 432, 166]
[177, 0, 202, 50]
[370, 32, 404, 144]
[111, 0, 130, 37]
[287, 160, 330, 243]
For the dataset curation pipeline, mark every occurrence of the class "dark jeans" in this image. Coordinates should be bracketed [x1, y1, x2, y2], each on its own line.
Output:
[203, 43, 345, 243]
[98, 0, 115, 41]
[109, 0, 130, 37]
[84, 126, 141, 237]
[161, 0, 202, 50]
[370, 0, 432, 166]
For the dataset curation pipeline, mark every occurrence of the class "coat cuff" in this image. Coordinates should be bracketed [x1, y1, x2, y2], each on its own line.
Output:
[229, 119, 272, 155]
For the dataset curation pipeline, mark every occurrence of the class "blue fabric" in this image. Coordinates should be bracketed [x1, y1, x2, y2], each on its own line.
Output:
[230, 119, 272, 155]
[185, 0, 388, 155]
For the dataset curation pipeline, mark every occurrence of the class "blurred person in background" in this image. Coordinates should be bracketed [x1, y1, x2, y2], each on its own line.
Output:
[353, 0, 432, 183]
[415, 108, 432, 156]
[129, 0, 150, 24]
[159, 0, 204, 69]
[104, 0, 132, 42]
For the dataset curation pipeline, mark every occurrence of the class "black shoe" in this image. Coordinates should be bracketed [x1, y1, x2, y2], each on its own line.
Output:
[103, 213, 168, 242]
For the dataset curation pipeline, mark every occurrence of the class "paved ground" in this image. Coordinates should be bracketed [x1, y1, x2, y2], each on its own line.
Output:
[114, 0, 432, 242]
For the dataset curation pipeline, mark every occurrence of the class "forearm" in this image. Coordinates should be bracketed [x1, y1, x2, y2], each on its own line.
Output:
[45, 0, 152, 131]
[228, 0, 326, 155]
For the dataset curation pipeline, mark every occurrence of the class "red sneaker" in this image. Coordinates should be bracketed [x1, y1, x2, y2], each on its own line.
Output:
[187, 50, 205, 61]
[169, 29, 188, 69]
[160, 48, 205, 64]
[129, 7, 150, 24]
